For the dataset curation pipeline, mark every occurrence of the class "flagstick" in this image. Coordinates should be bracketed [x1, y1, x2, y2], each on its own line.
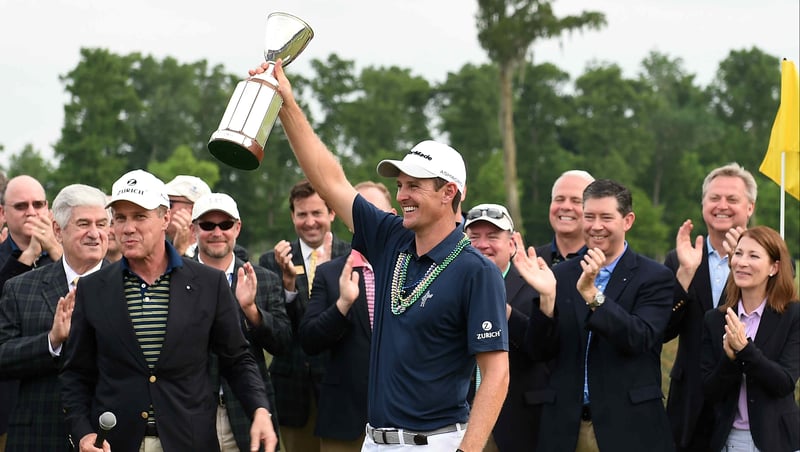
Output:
[780, 151, 786, 238]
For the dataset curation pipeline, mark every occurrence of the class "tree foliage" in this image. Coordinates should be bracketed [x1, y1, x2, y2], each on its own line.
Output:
[5, 35, 796, 261]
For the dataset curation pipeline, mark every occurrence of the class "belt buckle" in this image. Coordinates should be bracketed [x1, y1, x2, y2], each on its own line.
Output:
[411, 433, 428, 445]
[372, 427, 393, 444]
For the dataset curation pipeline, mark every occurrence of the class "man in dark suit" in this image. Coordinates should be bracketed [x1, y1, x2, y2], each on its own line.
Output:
[534, 170, 594, 268]
[60, 169, 276, 452]
[0, 175, 62, 451]
[299, 181, 395, 451]
[525, 179, 675, 452]
[0, 184, 109, 451]
[190, 192, 292, 452]
[258, 180, 350, 452]
[464, 203, 550, 452]
[664, 163, 757, 451]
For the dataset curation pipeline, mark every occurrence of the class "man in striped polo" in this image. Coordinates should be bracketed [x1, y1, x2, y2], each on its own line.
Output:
[60, 169, 277, 452]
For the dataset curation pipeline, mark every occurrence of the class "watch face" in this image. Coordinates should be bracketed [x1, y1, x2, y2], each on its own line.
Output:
[594, 292, 605, 306]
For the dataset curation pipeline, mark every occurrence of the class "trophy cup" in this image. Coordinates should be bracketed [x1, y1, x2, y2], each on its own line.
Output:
[208, 12, 314, 170]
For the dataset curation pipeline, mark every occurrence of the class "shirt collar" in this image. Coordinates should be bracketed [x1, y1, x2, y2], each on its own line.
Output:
[63, 258, 103, 287]
[402, 228, 466, 262]
[120, 240, 184, 275]
[737, 298, 767, 318]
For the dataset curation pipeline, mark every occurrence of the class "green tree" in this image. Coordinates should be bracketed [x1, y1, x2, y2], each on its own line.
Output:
[0, 144, 58, 197]
[148, 145, 220, 188]
[476, 0, 606, 232]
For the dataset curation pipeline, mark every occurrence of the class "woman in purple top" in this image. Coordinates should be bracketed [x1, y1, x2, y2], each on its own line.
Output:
[701, 226, 799, 452]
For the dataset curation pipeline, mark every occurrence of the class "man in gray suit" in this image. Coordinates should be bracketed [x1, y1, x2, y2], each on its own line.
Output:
[0, 184, 110, 451]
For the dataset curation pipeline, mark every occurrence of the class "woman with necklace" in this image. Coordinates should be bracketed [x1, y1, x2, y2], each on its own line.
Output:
[700, 226, 799, 452]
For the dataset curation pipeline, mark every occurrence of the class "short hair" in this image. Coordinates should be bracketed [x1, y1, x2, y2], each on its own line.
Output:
[583, 179, 633, 216]
[354, 181, 393, 206]
[702, 163, 757, 204]
[721, 226, 797, 314]
[431, 178, 462, 213]
[551, 170, 595, 199]
[52, 184, 109, 228]
[289, 180, 331, 213]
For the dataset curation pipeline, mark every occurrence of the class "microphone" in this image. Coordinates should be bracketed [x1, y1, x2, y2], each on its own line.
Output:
[93, 411, 117, 449]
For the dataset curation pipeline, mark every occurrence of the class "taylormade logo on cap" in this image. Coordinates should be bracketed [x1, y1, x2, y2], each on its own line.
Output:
[376, 140, 466, 193]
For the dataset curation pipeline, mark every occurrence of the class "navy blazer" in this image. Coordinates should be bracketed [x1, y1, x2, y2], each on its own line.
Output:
[492, 263, 549, 452]
[526, 248, 675, 452]
[663, 243, 724, 449]
[299, 254, 371, 440]
[258, 237, 350, 427]
[701, 302, 800, 452]
[0, 259, 82, 450]
[60, 258, 270, 452]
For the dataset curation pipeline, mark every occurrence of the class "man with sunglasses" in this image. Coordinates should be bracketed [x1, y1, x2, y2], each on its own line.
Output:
[250, 60, 509, 452]
[464, 203, 548, 452]
[191, 192, 291, 452]
[0, 175, 62, 451]
[60, 169, 277, 452]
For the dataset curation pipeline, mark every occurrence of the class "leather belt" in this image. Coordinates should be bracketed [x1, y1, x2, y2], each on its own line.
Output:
[366, 423, 466, 445]
[581, 405, 592, 421]
[145, 422, 158, 437]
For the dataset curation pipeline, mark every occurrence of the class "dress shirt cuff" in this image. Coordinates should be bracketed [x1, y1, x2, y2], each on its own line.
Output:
[48, 335, 62, 357]
[284, 289, 298, 303]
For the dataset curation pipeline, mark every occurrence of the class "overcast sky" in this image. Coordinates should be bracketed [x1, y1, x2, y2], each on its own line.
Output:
[1, 0, 798, 161]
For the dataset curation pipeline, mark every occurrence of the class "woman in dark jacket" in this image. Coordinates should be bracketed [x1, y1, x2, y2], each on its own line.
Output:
[701, 226, 799, 452]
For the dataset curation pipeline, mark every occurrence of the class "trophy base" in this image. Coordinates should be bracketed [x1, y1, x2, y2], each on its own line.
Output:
[208, 131, 265, 171]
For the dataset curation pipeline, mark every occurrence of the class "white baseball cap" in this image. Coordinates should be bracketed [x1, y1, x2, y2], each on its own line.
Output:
[165, 175, 211, 202]
[192, 193, 240, 221]
[464, 203, 514, 232]
[376, 140, 466, 193]
[107, 170, 170, 210]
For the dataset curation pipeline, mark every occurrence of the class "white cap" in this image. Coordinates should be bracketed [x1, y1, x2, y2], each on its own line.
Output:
[376, 140, 466, 193]
[192, 193, 240, 221]
[464, 203, 514, 232]
[108, 170, 170, 210]
[165, 175, 211, 202]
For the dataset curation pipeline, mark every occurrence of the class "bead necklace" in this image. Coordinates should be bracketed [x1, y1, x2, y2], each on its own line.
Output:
[390, 236, 470, 315]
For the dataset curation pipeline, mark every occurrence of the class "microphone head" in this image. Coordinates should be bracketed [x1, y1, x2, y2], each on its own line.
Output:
[98, 411, 117, 431]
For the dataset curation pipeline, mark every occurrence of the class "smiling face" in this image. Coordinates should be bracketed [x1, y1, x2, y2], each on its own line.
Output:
[194, 210, 241, 261]
[395, 173, 453, 232]
[702, 175, 754, 238]
[291, 193, 334, 248]
[549, 174, 591, 238]
[582, 196, 634, 264]
[731, 235, 778, 295]
[467, 221, 515, 270]
[56, 205, 109, 272]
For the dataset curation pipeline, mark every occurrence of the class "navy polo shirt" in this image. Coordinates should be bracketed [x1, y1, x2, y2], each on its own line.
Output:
[352, 195, 508, 431]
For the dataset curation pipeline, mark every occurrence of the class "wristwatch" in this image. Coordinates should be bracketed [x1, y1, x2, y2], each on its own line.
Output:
[588, 291, 605, 309]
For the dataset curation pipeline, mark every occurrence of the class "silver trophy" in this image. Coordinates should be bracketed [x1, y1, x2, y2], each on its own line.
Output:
[208, 12, 314, 170]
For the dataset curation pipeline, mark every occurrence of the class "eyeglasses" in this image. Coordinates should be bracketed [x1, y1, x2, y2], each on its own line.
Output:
[5, 200, 48, 211]
[197, 220, 236, 231]
[466, 207, 507, 221]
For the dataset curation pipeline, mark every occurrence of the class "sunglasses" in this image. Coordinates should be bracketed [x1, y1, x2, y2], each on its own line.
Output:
[197, 220, 236, 231]
[6, 200, 48, 211]
[466, 207, 507, 221]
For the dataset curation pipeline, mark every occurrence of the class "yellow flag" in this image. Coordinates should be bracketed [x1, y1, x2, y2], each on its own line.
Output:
[759, 59, 800, 200]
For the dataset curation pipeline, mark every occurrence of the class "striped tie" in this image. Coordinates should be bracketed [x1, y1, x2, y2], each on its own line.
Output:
[363, 266, 375, 329]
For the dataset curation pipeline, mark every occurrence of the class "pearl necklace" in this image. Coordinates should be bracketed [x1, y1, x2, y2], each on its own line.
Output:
[390, 236, 470, 315]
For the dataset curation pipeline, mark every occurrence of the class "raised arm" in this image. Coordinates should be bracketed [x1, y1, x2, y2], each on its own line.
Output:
[251, 60, 358, 230]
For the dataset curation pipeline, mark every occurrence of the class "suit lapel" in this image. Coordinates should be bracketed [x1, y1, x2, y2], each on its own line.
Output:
[603, 250, 636, 309]
[753, 306, 780, 350]
[694, 243, 719, 311]
[102, 266, 150, 368]
[40, 262, 68, 316]
[160, 265, 198, 365]
[292, 240, 310, 298]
